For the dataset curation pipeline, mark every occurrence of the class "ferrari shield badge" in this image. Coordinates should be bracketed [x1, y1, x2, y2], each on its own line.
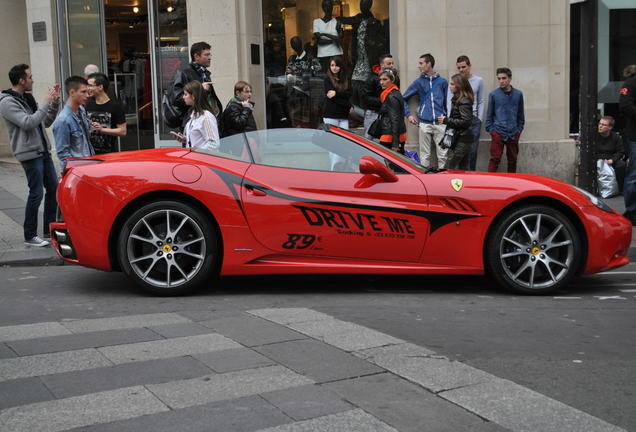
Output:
[451, 179, 463, 192]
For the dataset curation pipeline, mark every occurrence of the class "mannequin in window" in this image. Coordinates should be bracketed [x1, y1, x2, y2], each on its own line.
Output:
[313, 0, 343, 74]
[285, 36, 320, 128]
[339, 0, 383, 108]
[285, 36, 321, 77]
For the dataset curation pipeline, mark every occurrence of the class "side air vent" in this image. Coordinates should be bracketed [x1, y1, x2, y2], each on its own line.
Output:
[439, 197, 478, 213]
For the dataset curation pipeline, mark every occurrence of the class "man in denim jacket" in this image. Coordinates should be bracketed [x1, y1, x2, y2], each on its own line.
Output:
[485, 67, 525, 173]
[53, 76, 94, 172]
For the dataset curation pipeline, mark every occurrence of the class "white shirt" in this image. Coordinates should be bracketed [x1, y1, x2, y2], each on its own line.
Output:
[185, 110, 219, 150]
[313, 18, 343, 58]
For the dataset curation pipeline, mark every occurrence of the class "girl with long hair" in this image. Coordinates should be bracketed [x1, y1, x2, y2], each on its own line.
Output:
[438, 73, 474, 169]
[323, 56, 351, 129]
[179, 80, 220, 150]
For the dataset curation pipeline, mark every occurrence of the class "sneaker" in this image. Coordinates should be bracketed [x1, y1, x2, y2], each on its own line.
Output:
[24, 236, 49, 247]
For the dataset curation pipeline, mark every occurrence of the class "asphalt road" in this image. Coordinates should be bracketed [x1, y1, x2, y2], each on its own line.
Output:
[1, 263, 635, 431]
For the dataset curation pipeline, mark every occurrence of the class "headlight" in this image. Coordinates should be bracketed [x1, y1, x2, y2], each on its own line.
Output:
[573, 186, 614, 213]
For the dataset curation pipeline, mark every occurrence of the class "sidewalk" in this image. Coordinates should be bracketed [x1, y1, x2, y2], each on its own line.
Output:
[0, 158, 632, 267]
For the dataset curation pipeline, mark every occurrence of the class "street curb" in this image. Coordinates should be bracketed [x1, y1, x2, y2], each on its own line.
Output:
[0, 249, 64, 267]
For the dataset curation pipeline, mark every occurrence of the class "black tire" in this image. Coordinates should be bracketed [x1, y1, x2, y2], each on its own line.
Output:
[485, 205, 582, 295]
[117, 200, 217, 296]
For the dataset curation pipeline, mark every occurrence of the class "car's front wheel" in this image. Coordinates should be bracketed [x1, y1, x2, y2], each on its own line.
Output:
[486, 205, 582, 294]
[118, 200, 217, 295]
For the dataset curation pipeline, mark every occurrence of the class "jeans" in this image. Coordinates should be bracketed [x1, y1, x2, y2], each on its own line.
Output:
[324, 118, 349, 170]
[488, 130, 520, 173]
[20, 153, 58, 240]
[419, 123, 447, 169]
[624, 141, 636, 213]
[469, 118, 482, 170]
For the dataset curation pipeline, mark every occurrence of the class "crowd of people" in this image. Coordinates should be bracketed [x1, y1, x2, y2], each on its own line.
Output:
[1, 38, 636, 249]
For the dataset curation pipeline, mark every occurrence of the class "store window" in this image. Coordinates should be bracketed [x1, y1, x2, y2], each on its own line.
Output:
[262, 0, 390, 130]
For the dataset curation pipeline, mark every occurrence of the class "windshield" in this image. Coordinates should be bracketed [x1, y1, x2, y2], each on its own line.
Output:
[350, 133, 428, 173]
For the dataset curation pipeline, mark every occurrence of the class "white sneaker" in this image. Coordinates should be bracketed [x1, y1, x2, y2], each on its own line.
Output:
[25, 236, 49, 247]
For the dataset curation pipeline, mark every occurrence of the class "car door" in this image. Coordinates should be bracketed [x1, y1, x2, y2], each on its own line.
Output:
[239, 129, 430, 262]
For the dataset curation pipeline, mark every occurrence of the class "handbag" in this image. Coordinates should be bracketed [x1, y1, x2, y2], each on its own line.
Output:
[367, 115, 383, 139]
[404, 150, 420, 163]
[438, 127, 459, 150]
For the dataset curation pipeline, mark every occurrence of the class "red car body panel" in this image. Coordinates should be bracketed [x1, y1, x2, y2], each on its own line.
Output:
[51, 129, 631, 283]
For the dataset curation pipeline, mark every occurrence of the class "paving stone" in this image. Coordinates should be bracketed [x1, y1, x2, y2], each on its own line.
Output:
[177, 309, 245, 322]
[41, 356, 214, 399]
[0, 189, 24, 210]
[326, 373, 501, 432]
[147, 365, 313, 409]
[0, 386, 169, 432]
[255, 408, 399, 432]
[254, 339, 383, 383]
[0, 343, 16, 359]
[354, 342, 436, 360]
[148, 322, 213, 338]
[0, 321, 70, 342]
[7, 328, 163, 356]
[192, 347, 275, 373]
[247, 308, 333, 325]
[97, 333, 240, 364]
[440, 379, 627, 432]
[0, 348, 111, 381]
[364, 349, 493, 393]
[66, 395, 292, 432]
[0, 377, 54, 410]
[201, 314, 307, 347]
[61, 312, 191, 333]
[260, 384, 354, 421]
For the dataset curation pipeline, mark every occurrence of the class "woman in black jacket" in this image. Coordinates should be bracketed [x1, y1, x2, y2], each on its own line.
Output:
[438, 73, 474, 169]
[222, 81, 257, 137]
[323, 56, 351, 129]
[377, 69, 406, 153]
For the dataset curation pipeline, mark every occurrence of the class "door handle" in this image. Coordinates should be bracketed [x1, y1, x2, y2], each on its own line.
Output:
[244, 183, 267, 197]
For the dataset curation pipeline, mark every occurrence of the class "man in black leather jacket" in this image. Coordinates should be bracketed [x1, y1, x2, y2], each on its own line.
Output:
[168, 42, 223, 133]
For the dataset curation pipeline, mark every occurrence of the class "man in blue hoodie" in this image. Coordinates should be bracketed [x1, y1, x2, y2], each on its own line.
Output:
[403, 53, 448, 169]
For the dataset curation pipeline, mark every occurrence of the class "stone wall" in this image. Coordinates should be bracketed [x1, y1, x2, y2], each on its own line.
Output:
[394, 0, 574, 181]
[0, 0, 30, 158]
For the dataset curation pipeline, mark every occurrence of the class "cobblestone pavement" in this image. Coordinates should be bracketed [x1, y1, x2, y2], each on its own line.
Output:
[0, 308, 628, 432]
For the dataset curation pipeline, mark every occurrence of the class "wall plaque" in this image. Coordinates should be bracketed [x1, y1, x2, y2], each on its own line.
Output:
[32, 21, 47, 42]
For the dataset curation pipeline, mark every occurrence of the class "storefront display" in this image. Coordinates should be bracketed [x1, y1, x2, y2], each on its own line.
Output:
[263, 0, 389, 129]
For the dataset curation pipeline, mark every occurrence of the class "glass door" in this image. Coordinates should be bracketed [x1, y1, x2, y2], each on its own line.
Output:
[149, 0, 189, 147]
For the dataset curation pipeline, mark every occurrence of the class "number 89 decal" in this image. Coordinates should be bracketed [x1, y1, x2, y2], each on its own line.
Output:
[282, 234, 317, 249]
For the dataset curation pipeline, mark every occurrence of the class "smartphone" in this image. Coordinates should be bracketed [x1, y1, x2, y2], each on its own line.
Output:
[170, 131, 184, 140]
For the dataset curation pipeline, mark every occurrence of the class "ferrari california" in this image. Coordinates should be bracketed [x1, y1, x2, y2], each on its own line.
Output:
[50, 127, 632, 295]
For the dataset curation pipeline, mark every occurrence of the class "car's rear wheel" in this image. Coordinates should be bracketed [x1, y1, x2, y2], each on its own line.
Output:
[118, 200, 217, 295]
[486, 205, 581, 294]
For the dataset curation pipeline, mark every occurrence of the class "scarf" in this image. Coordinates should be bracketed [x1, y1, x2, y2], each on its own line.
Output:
[380, 84, 398, 103]
[190, 62, 211, 82]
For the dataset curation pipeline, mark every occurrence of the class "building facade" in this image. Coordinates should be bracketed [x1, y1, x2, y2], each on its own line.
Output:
[0, 0, 591, 182]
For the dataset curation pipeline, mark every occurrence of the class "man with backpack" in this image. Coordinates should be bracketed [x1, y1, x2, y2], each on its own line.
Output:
[164, 42, 223, 137]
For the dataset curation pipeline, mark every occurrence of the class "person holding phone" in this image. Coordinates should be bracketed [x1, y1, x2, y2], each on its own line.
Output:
[175, 80, 219, 150]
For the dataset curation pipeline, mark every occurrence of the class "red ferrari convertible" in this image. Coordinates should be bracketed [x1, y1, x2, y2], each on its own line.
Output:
[51, 127, 631, 295]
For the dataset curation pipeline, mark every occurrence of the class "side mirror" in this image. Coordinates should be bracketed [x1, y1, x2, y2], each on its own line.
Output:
[359, 156, 398, 183]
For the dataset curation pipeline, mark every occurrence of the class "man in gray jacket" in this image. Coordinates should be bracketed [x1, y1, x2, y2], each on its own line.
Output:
[0, 64, 60, 247]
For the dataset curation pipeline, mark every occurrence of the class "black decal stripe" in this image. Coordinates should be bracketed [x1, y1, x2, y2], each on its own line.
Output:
[208, 167, 245, 213]
[207, 167, 481, 234]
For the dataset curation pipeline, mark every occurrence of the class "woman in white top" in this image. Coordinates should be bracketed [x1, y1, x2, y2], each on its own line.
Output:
[179, 80, 219, 150]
